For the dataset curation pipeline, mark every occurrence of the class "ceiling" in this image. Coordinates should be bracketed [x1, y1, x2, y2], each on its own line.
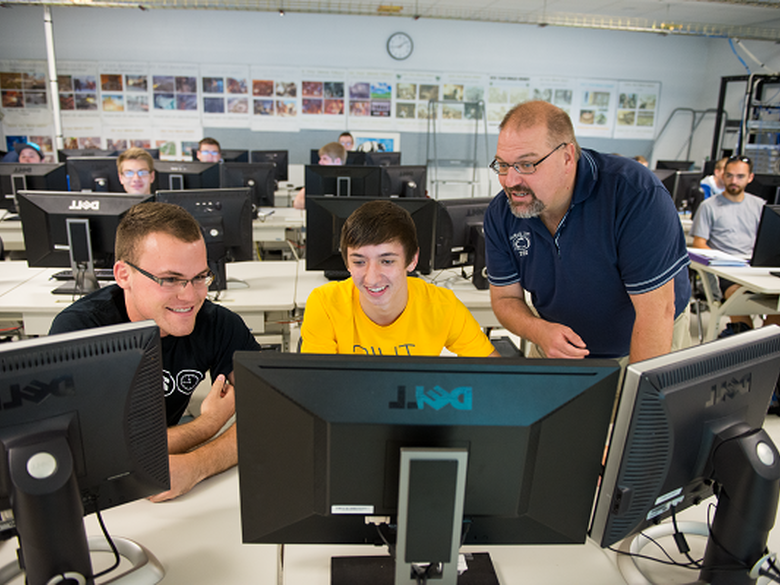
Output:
[5, 0, 780, 41]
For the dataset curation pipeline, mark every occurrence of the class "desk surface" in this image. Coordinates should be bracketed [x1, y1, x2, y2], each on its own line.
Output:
[690, 260, 780, 293]
[3, 417, 780, 584]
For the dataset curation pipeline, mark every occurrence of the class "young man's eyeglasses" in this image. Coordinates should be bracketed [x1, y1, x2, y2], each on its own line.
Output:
[126, 262, 214, 290]
[121, 169, 151, 179]
[490, 143, 567, 176]
[199, 150, 220, 157]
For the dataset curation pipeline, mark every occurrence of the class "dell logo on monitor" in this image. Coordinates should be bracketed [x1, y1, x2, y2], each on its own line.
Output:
[0, 375, 75, 410]
[705, 373, 751, 408]
[388, 385, 473, 411]
[69, 200, 100, 211]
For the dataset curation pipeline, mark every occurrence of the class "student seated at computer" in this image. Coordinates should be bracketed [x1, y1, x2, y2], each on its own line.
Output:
[338, 131, 354, 151]
[195, 137, 221, 163]
[292, 141, 347, 210]
[301, 200, 500, 357]
[49, 202, 262, 502]
[117, 147, 155, 195]
[1, 141, 44, 163]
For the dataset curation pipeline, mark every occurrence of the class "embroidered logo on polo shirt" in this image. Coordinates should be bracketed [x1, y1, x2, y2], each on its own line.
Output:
[511, 231, 531, 257]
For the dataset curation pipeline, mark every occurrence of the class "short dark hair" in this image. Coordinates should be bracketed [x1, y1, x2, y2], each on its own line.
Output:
[319, 142, 347, 163]
[198, 137, 221, 152]
[340, 200, 418, 265]
[115, 202, 203, 264]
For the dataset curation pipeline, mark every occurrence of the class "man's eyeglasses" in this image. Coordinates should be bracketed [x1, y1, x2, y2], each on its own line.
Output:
[490, 143, 567, 176]
[199, 150, 220, 157]
[126, 262, 214, 290]
[121, 169, 151, 179]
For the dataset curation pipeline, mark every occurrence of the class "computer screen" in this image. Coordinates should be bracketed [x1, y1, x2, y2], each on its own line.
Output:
[0, 321, 169, 584]
[748, 174, 780, 205]
[234, 353, 620, 580]
[366, 151, 401, 167]
[67, 156, 124, 193]
[433, 197, 492, 271]
[305, 165, 382, 198]
[220, 162, 277, 213]
[652, 168, 677, 197]
[0, 162, 68, 211]
[656, 160, 693, 171]
[155, 188, 253, 291]
[251, 150, 289, 182]
[379, 165, 427, 198]
[220, 149, 249, 163]
[16, 190, 153, 294]
[750, 204, 780, 267]
[305, 195, 437, 274]
[672, 170, 703, 213]
[57, 148, 117, 162]
[154, 161, 220, 191]
[590, 327, 780, 582]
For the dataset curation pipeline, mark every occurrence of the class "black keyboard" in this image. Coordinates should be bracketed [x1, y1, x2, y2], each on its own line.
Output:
[51, 268, 115, 281]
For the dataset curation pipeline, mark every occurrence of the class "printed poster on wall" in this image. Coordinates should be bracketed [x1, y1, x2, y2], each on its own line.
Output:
[250, 66, 300, 132]
[149, 63, 200, 122]
[574, 79, 618, 137]
[486, 76, 531, 131]
[613, 81, 661, 139]
[200, 65, 250, 128]
[346, 70, 395, 131]
[298, 68, 347, 130]
[0, 59, 55, 160]
[394, 71, 440, 132]
[433, 72, 488, 134]
[96, 62, 151, 121]
[529, 76, 576, 117]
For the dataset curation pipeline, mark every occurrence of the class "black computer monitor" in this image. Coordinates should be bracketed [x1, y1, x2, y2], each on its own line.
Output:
[305, 165, 382, 198]
[748, 174, 780, 205]
[306, 195, 437, 275]
[366, 151, 401, 167]
[220, 149, 249, 163]
[144, 148, 160, 160]
[433, 197, 493, 288]
[656, 160, 693, 171]
[0, 162, 68, 211]
[67, 156, 124, 193]
[0, 321, 169, 585]
[672, 170, 703, 213]
[57, 148, 117, 162]
[220, 162, 277, 213]
[652, 168, 677, 196]
[750, 204, 780, 267]
[234, 353, 620, 582]
[155, 188, 253, 291]
[251, 150, 289, 182]
[590, 327, 780, 583]
[17, 190, 153, 294]
[154, 161, 220, 191]
[379, 165, 427, 199]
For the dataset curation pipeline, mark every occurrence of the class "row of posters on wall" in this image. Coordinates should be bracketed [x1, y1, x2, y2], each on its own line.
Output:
[0, 59, 661, 162]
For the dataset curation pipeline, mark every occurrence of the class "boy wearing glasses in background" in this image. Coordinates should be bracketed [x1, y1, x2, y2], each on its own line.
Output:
[117, 147, 155, 195]
[49, 202, 261, 502]
[484, 100, 691, 367]
[195, 137, 222, 163]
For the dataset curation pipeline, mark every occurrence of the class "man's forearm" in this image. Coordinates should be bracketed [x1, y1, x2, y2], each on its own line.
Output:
[167, 414, 226, 454]
[187, 423, 238, 478]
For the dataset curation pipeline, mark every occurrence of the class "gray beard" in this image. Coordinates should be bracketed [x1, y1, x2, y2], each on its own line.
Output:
[509, 195, 546, 219]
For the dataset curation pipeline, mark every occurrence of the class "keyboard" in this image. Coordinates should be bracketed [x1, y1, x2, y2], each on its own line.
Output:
[51, 268, 116, 281]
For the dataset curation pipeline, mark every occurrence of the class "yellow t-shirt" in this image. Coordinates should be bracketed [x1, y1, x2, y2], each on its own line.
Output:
[301, 277, 495, 357]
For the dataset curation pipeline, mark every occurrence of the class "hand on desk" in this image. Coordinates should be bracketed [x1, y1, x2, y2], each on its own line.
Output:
[150, 452, 206, 503]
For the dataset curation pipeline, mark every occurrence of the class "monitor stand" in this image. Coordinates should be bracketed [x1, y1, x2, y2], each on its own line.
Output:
[51, 218, 100, 296]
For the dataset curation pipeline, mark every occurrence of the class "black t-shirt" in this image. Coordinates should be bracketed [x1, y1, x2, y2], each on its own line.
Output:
[49, 284, 261, 425]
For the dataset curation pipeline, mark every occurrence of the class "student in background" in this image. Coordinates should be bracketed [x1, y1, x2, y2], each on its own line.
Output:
[301, 200, 499, 357]
[700, 157, 728, 200]
[1, 141, 44, 163]
[49, 202, 261, 501]
[293, 141, 347, 210]
[338, 131, 355, 151]
[196, 137, 222, 163]
[117, 147, 155, 195]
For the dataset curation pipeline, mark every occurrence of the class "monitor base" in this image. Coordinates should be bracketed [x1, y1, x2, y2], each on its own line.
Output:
[331, 552, 499, 585]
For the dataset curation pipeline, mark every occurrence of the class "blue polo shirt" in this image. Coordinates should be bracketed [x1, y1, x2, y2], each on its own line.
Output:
[484, 149, 690, 359]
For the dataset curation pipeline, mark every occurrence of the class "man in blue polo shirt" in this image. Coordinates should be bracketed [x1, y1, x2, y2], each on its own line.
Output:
[484, 100, 691, 364]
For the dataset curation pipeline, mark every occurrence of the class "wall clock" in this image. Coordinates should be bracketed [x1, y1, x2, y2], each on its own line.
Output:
[387, 32, 413, 60]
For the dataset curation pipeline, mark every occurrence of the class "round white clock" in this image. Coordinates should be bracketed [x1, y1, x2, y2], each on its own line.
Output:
[387, 32, 413, 60]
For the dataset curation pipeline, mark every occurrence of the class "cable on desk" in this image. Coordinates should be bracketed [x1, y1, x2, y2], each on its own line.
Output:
[87, 496, 121, 579]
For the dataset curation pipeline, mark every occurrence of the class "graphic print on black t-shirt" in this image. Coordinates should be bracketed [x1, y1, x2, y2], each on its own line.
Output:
[163, 369, 205, 397]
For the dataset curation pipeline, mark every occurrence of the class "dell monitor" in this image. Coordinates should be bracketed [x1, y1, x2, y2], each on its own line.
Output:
[0, 321, 169, 585]
[750, 204, 780, 267]
[656, 160, 693, 171]
[17, 190, 153, 295]
[672, 170, 703, 213]
[155, 188, 253, 291]
[219, 149, 249, 163]
[366, 151, 401, 167]
[57, 148, 117, 162]
[433, 197, 492, 289]
[748, 174, 780, 205]
[234, 353, 620, 583]
[0, 162, 68, 211]
[67, 156, 124, 193]
[380, 165, 427, 198]
[251, 150, 289, 182]
[220, 162, 277, 213]
[590, 326, 780, 584]
[306, 195, 437, 275]
[305, 165, 382, 198]
[153, 161, 220, 191]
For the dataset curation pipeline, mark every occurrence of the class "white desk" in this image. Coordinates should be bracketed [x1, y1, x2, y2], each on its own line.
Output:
[689, 259, 780, 341]
[3, 416, 780, 584]
[0, 261, 298, 342]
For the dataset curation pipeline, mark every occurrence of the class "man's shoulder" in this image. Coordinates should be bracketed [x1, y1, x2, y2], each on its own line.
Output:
[49, 284, 127, 333]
